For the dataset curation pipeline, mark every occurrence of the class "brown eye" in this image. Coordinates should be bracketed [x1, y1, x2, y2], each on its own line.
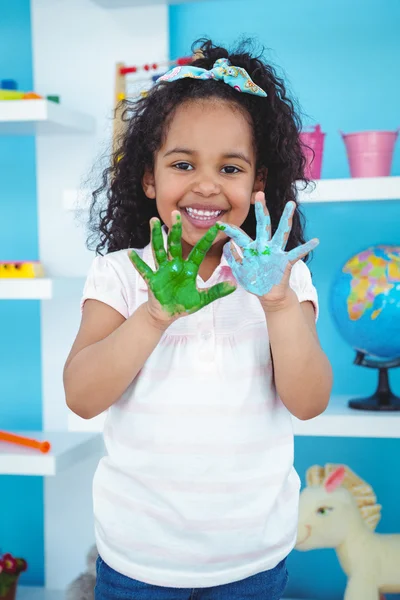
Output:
[222, 165, 240, 174]
[174, 162, 193, 171]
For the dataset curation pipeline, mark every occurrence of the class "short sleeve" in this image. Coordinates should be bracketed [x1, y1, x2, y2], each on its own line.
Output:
[81, 255, 129, 319]
[289, 260, 319, 321]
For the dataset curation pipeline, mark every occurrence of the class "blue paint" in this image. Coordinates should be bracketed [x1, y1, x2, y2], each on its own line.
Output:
[221, 200, 318, 296]
[170, 2, 400, 598]
[0, 0, 44, 587]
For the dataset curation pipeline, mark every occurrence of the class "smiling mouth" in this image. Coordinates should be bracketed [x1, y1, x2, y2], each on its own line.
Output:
[184, 207, 224, 220]
[182, 206, 227, 229]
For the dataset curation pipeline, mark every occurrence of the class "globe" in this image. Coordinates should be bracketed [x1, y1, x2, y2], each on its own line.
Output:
[330, 245, 400, 410]
[330, 245, 400, 360]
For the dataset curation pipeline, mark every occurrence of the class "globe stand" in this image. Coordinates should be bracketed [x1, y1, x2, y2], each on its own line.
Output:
[348, 351, 400, 411]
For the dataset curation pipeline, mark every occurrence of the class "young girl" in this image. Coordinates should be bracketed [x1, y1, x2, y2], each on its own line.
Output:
[64, 39, 332, 600]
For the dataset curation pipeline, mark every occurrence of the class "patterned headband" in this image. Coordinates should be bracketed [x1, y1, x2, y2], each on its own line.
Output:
[156, 58, 267, 98]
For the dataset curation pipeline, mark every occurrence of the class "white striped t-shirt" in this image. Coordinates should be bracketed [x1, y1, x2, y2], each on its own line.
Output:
[81, 235, 318, 588]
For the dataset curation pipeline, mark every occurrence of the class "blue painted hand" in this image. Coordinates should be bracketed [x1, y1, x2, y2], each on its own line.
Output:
[218, 192, 319, 299]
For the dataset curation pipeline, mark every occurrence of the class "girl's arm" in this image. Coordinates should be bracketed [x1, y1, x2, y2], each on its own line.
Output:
[263, 290, 333, 420]
[63, 300, 167, 420]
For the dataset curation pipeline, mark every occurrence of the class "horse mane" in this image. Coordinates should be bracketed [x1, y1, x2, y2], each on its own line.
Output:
[306, 463, 382, 531]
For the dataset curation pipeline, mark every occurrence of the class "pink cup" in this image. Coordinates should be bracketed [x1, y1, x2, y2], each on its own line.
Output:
[300, 125, 326, 179]
[341, 130, 399, 177]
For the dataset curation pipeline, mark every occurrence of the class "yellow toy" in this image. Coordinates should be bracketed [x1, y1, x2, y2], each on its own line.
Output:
[0, 90, 43, 100]
[0, 261, 45, 278]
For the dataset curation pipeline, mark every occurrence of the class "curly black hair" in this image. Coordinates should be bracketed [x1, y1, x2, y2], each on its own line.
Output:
[88, 38, 311, 258]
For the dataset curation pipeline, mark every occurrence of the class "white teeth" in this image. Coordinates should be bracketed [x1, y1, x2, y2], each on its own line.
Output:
[186, 207, 222, 220]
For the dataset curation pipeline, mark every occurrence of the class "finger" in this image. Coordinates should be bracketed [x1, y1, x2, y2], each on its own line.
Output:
[280, 262, 292, 287]
[217, 222, 252, 248]
[254, 193, 271, 246]
[167, 211, 183, 260]
[223, 244, 242, 281]
[200, 281, 236, 307]
[128, 249, 154, 283]
[273, 202, 296, 250]
[188, 225, 219, 268]
[287, 238, 319, 263]
[230, 241, 243, 265]
[151, 218, 167, 267]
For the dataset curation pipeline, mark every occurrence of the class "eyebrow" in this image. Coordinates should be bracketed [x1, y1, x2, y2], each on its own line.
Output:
[163, 147, 253, 166]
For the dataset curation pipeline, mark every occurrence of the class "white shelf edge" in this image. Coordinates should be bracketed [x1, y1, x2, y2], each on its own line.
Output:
[0, 100, 95, 135]
[298, 176, 400, 203]
[0, 278, 52, 299]
[293, 395, 400, 438]
[0, 431, 104, 476]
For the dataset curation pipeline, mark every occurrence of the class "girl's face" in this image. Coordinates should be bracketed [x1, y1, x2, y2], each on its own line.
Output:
[142, 99, 265, 255]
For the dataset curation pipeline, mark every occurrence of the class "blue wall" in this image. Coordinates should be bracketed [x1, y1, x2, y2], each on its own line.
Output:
[170, 1, 400, 598]
[0, 0, 44, 587]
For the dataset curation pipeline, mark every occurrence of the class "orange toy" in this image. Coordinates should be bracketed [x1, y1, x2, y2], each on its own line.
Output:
[22, 92, 43, 99]
[0, 431, 51, 453]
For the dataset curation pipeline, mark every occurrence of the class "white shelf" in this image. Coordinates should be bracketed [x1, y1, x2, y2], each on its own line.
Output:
[0, 431, 103, 476]
[0, 278, 52, 299]
[293, 395, 400, 438]
[298, 176, 400, 203]
[17, 588, 64, 600]
[0, 100, 95, 135]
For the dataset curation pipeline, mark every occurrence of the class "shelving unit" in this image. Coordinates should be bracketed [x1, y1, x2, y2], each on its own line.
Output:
[0, 100, 95, 135]
[2, 431, 103, 594]
[0, 278, 52, 299]
[298, 176, 400, 203]
[292, 395, 400, 438]
[0, 94, 97, 597]
[0, 431, 103, 476]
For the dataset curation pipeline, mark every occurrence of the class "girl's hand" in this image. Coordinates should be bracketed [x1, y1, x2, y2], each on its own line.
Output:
[129, 211, 236, 328]
[218, 192, 319, 310]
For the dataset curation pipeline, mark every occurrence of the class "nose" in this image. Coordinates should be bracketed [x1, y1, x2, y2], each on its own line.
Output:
[192, 175, 221, 198]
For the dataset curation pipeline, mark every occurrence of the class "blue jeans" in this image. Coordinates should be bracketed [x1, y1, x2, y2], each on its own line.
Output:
[95, 555, 288, 600]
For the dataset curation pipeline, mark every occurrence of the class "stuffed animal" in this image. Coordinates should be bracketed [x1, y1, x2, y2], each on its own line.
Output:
[296, 464, 400, 600]
[65, 544, 98, 600]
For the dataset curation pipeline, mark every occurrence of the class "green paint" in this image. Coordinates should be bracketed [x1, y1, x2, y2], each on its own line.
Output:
[249, 248, 259, 256]
[129, 220, 236, 316]
[216, 223, 226, 231]
[261, 246, 271, 255]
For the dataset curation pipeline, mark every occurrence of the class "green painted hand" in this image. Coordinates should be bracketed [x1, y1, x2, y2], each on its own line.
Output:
[129, 213, 236, 318]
